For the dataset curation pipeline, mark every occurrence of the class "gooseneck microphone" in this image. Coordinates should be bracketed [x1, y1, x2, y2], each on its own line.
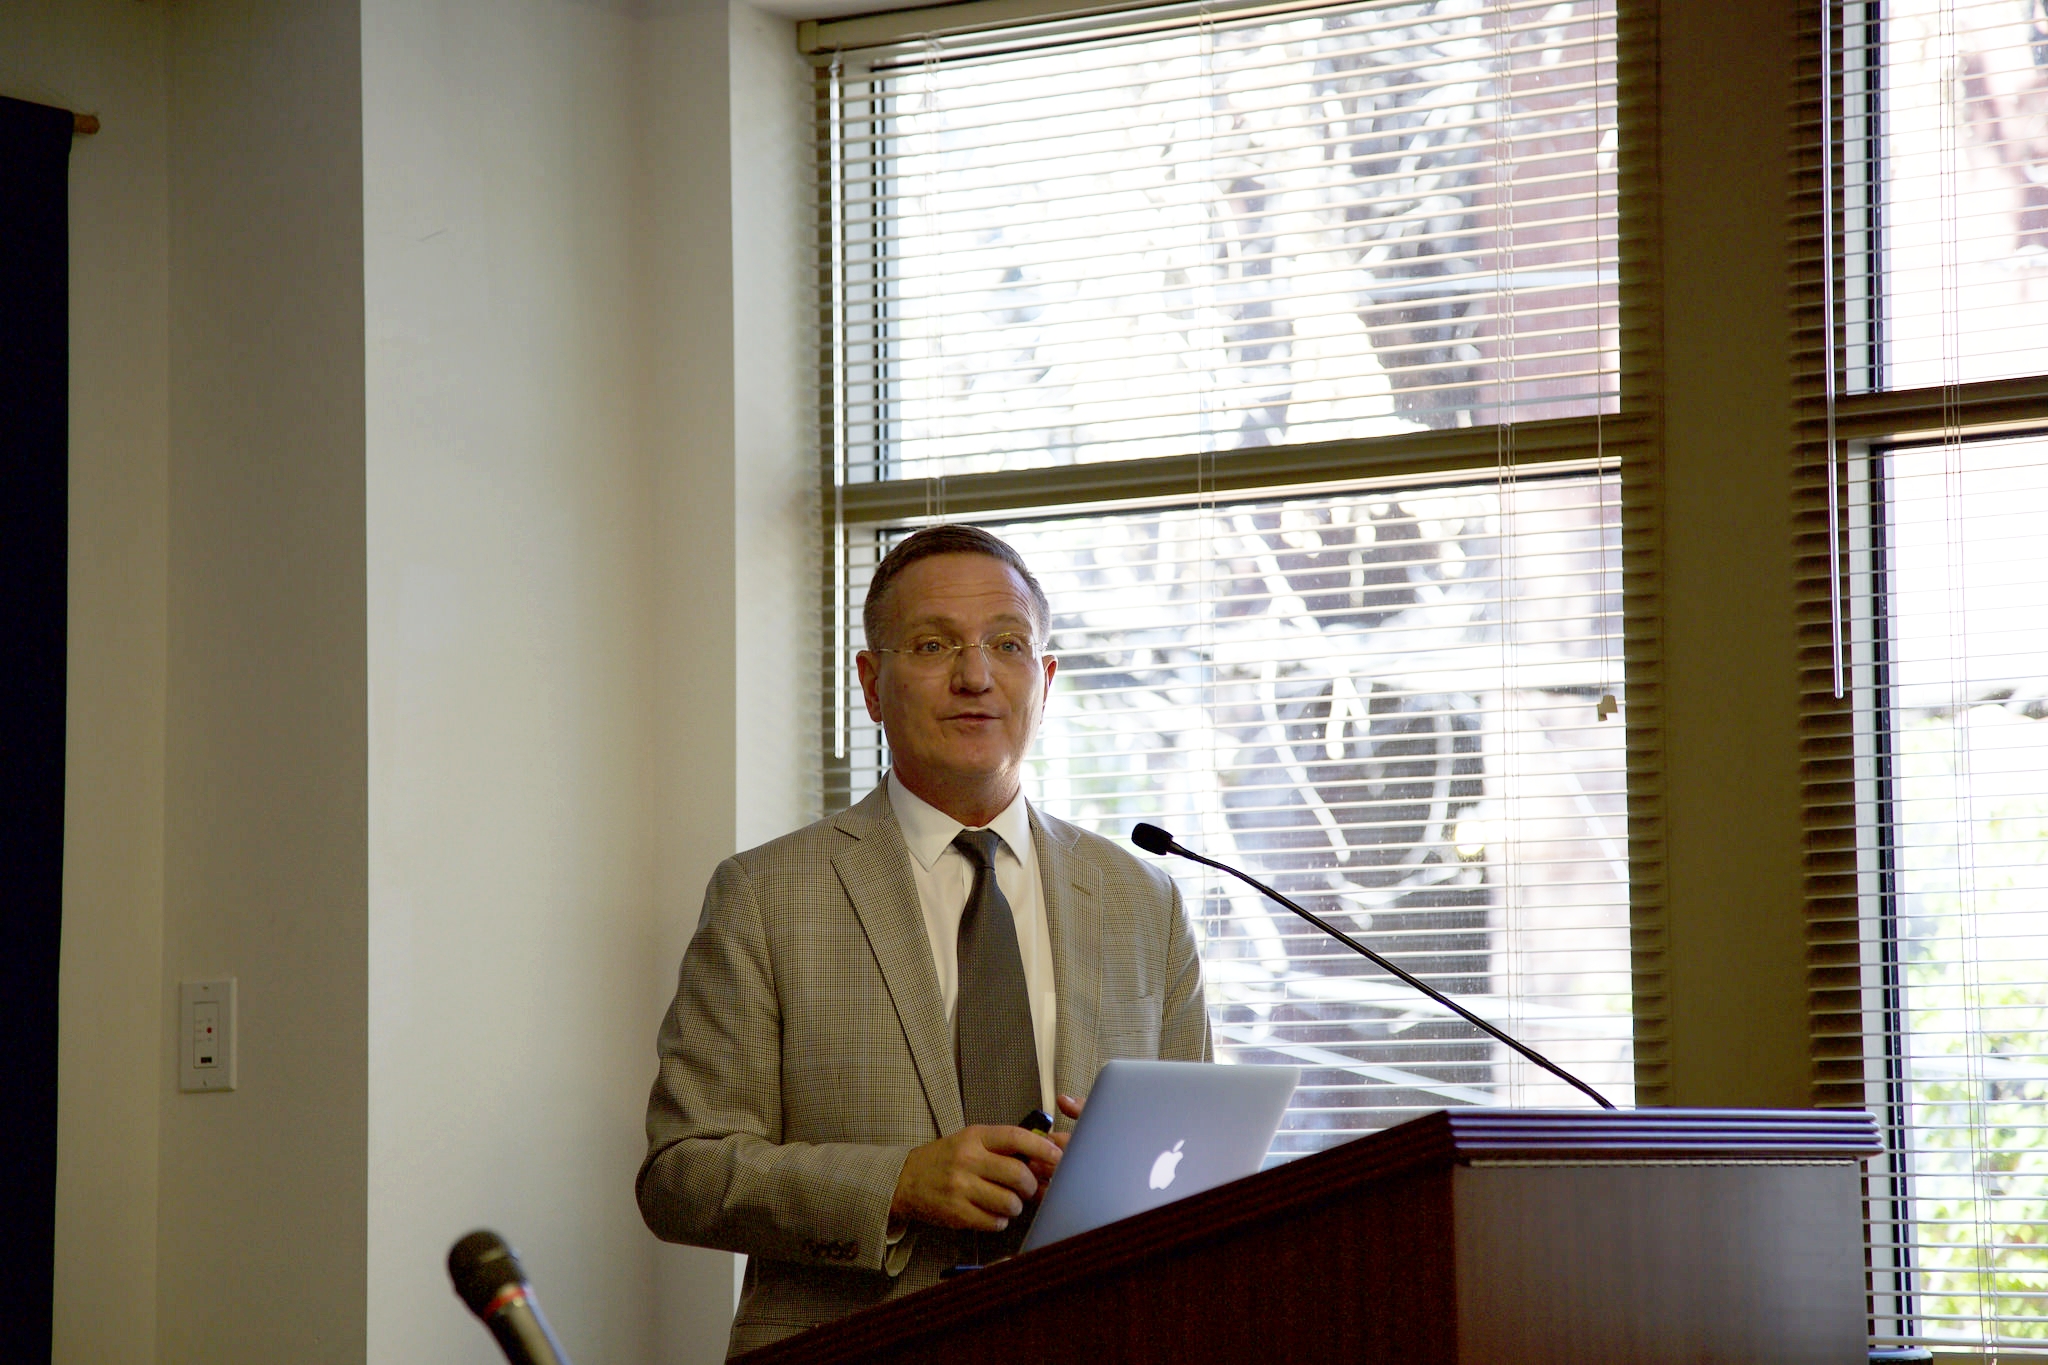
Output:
[448, 1230, 574, 1365]
[1130, 822, 1616, 1111]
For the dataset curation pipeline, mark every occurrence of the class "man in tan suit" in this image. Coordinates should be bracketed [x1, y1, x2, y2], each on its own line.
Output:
[638, 526, 1211, 1356]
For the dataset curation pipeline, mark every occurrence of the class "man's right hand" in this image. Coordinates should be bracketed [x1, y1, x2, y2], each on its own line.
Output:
[891, 1125, 1064, 1231]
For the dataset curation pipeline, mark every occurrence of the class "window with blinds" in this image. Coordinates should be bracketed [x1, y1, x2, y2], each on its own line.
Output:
[1804, 0, 2048, 1349]
[825, 0, 1620, 485]
[1866, 435, 2048, 1344]
[1836, 0, 2048, 392]
[835, 479, 1633, 1148]
[814, 0, 1650, 1155]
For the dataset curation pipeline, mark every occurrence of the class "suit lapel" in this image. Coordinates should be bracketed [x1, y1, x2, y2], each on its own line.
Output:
[833, 787, 964, 1136]
[1035, 809, 1102, 1108]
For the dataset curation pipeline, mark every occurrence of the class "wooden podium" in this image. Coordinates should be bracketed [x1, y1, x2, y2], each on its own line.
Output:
[740, 1108, 1880, 1365]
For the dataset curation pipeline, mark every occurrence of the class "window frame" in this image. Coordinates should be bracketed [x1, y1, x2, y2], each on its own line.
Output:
[807, 0, 1673, 1105]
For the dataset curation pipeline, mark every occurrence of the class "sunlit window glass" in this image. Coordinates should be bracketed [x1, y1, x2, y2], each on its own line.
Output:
[841, 474, 1634, 1151]
[837, 0, 1619, 483]
[1846, 0, 2048, 390]
[1879, 433, 2048, 1342]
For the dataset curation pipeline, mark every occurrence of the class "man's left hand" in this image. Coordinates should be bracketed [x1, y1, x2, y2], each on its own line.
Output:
[1024, 1093, 1086, 1188]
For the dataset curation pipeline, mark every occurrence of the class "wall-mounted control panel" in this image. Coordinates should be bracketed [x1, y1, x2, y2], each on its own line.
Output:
[179, 978, 237, 1092]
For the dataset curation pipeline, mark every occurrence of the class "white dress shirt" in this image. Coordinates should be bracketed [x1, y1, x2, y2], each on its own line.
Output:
[887, 772, 1058, 1113]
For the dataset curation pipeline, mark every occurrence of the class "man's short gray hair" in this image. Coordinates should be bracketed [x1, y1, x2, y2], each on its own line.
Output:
[862, 525, 1050, 648]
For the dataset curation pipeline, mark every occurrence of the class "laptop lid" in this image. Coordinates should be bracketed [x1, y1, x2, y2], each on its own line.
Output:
[1019, 1059, 1300, 1254]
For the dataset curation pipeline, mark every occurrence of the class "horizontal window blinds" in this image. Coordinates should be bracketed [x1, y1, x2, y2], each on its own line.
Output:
[816, 0, 1659, 1154]
[821, 0, 1619, 484]
[1831, 0, 2048, 392]
[1802, 0, 2048, 1348]
[1852, 435, 2048, 1347]
[837, 474, 1635, 1152]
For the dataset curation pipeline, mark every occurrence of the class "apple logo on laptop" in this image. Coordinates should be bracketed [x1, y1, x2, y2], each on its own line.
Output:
[1149, 1139, 1186, 1191]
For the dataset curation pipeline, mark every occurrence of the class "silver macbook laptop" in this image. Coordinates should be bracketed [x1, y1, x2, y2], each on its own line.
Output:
[1019, 1059, 1300, 1254]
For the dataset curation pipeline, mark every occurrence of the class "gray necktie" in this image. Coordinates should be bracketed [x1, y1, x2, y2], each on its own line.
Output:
[951, 829, 1040, 1129]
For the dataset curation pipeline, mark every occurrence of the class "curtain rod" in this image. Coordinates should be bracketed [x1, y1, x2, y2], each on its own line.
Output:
[73, 113, 98, 136]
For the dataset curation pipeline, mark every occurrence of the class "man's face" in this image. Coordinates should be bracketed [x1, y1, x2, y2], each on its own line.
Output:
[857, 552, 1057, 823]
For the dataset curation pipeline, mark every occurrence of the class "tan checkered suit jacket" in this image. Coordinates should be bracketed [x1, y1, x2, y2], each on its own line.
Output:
[637, 782, 1212, 1357]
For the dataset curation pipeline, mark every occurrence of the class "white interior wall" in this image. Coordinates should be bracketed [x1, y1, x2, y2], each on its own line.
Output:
[643, 0, 738, 1008]
[363, 0, 811, 1360]
[640, 1, 748, 1350]
[638, 0, 817, 1353]
[360, 1, 665, 1360]
[1, 3, 173, 1361]
[730, 0, 818, 851]
[12, 0, 803, 1356]
[157, 1, 371, 1359]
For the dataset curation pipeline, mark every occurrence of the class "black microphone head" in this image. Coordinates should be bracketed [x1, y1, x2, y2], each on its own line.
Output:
[1130, 823, 1176, 855]
[449, 1229, 527, 1318]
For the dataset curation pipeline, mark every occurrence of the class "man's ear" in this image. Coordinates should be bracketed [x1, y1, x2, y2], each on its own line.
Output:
[856, 650, 885, 723]
[1040, 653, 1058, 702]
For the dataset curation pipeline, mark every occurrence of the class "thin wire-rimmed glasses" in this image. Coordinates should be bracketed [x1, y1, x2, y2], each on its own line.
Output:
[867, 632, 1044, 672]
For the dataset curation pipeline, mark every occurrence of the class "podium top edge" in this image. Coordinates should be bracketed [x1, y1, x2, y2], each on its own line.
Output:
[1421, 1106, 1883, 1157]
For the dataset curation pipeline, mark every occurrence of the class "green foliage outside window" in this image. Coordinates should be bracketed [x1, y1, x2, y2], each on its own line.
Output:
[1897, 712, 2048, 1342]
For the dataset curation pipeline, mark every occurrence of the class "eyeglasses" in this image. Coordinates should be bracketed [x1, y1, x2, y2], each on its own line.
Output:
[868, 632, 1043, 671]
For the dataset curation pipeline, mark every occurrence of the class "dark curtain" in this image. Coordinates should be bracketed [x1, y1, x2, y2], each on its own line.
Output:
[0, 93, 75, 1356]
